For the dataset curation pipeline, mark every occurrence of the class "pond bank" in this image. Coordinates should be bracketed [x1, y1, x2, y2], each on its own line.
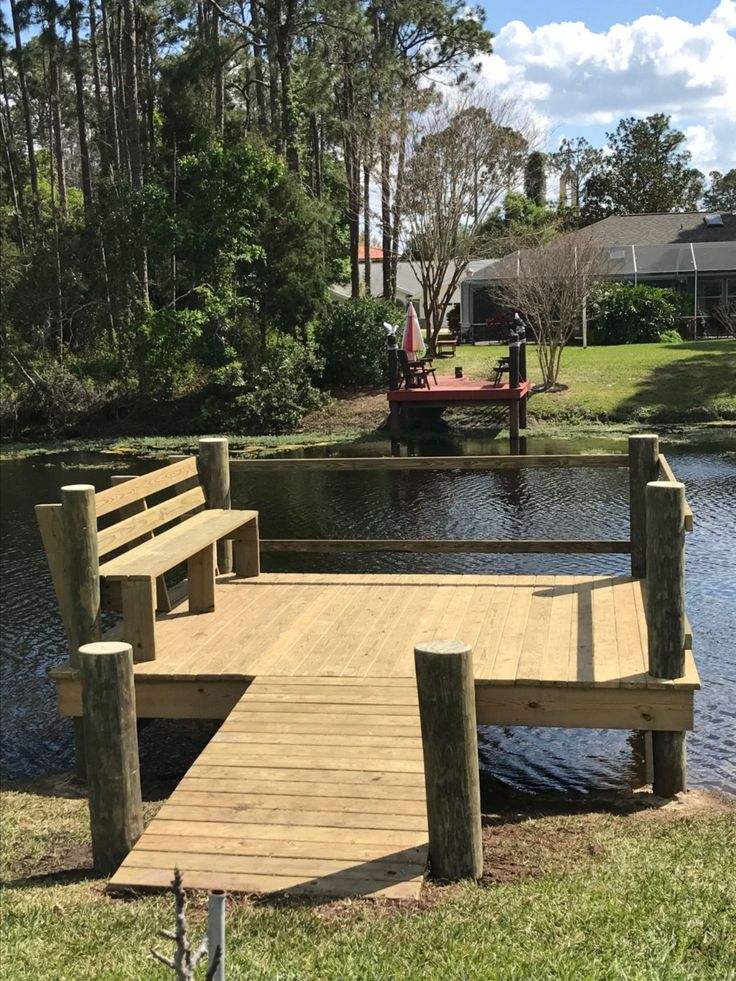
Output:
[2, 775, 734, 979]
[2, 419, 735, 461]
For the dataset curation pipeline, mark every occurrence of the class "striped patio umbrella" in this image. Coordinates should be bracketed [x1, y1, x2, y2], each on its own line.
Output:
[401, 302, 426, 361]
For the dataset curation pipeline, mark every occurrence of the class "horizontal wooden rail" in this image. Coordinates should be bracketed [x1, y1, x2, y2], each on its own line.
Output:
[260, 539, 632, 554]
[658, 454, 694, 531]
[230, 454, 629, 472]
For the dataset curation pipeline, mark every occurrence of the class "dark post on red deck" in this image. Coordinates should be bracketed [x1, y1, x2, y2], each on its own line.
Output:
[509, 331, 520, 388]
[387, 335, 399, 392]
[517, 325, 528, 430]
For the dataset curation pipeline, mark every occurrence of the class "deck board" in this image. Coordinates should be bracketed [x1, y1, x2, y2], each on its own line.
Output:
[59, 569, 699, 902]
[110, 676, 428, 899]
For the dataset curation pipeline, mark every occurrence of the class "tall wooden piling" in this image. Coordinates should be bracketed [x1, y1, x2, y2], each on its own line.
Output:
[646, 479, 687, 796]
[78, 641, 143, 872]
[198, 438, 232, 574]
[517, 325, 528, 430]
[61, 484, 101, 777]
[628, 434, 659, 578]
[414, 640, 483, 882]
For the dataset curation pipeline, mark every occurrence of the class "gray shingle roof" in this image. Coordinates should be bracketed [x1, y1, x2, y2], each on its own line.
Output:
[582, 212, 736, 246]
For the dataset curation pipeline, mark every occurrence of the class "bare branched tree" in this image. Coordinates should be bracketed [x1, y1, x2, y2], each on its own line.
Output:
[712, 298, 736, 337]
[490, 232, 605, 390]
[402, 93, 535, 355]
[151, 869, 221, 981]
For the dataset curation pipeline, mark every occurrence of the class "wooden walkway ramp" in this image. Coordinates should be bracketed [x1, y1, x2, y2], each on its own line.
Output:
[110, 676, 429, 900]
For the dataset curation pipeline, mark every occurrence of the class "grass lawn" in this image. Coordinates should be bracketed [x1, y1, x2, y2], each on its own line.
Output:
[458, 340, 736, 424]
[2, 777, 735, 980]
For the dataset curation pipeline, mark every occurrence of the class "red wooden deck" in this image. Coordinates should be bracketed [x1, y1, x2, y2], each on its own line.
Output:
[388, 377, 530, 404]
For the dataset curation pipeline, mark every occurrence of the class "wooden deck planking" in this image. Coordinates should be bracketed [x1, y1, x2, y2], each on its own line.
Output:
[110, 676, 429, 899]
[85, 572, 700, 690]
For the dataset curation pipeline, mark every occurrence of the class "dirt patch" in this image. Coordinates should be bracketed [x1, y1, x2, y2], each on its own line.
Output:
[477, 788, 735, 886]
[301, 388, 389, 434]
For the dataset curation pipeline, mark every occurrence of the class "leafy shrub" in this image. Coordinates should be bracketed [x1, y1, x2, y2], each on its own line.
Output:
[201, 334, 324, 434]
[314, 296, 403, 387]
[0, 356, 108, 436]
[658, 328, 683, 344]
[589, 283, 688, 344]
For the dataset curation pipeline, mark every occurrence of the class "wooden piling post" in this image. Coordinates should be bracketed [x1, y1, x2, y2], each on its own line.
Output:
[646, 479, 687, 796]
[78, 641, 143, 872]
[61, 484, 101, 778]
[517, 326, 528, 429]
[387, 338, 399, 391]
[198, 438, 232, 574]
[414, 640, 483, 882]
[508, 330, 520, 388]
[628, 434, 659, 578]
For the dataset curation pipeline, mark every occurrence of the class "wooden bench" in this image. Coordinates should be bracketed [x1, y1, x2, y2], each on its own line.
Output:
[36, 454, 259, 664]
[436, 337, 457, 357]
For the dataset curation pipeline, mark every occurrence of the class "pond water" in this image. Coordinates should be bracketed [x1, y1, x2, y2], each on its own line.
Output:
[1, 434, 735, 795]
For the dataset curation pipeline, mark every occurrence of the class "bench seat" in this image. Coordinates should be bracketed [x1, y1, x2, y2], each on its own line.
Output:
[100, 508, 258, 580]
[101, 507, 259, 663]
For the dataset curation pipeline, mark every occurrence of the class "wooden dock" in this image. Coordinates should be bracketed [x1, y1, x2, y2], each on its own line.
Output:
[110, 675, 428, 899]
[42, 439, 699, 900]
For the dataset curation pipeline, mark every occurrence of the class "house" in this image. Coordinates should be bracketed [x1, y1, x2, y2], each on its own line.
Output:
[461, 212, 736, 342]
[357, 244, 385, 261]
[331, 260, 490, 328]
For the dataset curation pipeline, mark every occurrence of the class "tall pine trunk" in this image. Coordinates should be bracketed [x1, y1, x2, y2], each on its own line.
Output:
[250, 1, 267, 132]
[10, 0, 40, 223]
[380, 139, 391, 299]
[47, 4, 67, 215]
[69, 0, 93, 214]
[363, 151, 371, 291]
[100, 0, 121, 170]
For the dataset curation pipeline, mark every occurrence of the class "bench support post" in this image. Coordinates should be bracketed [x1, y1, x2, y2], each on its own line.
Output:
[121, 579, 157, 663]
[414, 640, 483, 882]
[61, 484, 101, 779]
[233, 516, 260, 578]
[189, 543, 217, 611]
[78, 641, 143, 873]
[646, 479, 687, 796]
[198, 438, 233, 575]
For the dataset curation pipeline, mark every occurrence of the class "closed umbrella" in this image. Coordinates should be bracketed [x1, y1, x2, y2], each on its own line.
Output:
[401, 302, 425, 361]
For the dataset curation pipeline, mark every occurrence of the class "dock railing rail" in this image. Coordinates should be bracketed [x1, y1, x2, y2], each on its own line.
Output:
[228, 437, 692, 564]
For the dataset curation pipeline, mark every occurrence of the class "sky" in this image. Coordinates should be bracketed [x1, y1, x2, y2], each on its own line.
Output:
[476, 0, 736, 177]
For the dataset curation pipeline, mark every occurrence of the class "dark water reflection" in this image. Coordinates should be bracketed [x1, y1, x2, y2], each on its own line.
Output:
[1, 434, 734, 795]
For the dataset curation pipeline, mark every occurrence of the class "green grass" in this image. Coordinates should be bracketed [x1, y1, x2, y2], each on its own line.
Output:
[2, 779, 735, 980]
[459, 340, 736, 424]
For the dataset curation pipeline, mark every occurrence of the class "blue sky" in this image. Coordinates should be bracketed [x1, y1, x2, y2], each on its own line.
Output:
[474, 0, 736, 176]
[480, 1, 718, 33]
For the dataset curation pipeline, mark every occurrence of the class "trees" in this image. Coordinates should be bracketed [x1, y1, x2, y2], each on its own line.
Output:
[704, 169, 736, 212]
[490, 232, 603, 389]
[402, 96, 528, 354]
[548, 136, 602, 220]
[524, 150, 546, 206]
[582, 114, 704, 219]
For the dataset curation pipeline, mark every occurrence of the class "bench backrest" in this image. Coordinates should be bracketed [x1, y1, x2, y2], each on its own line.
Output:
[35, 457, 205, 636]
[95, 457, 204, 560]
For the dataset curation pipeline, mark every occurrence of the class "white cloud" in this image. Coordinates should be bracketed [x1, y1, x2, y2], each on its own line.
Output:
[480, 1, 736, 172]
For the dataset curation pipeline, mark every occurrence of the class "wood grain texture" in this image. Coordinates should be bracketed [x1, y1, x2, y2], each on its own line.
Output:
[99, 510, 257, 580]
[260, 539, 631, 554]
[78, 642, 143, 873]
[198, 438, 233, 574]
[415, 641, 482, 882]
[629, 434, 659, 578]
[94, 457, 197, 518]
[109, 676, 428, 899]
[229, 454, 628, 472]
[646, 482, 686, 679]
